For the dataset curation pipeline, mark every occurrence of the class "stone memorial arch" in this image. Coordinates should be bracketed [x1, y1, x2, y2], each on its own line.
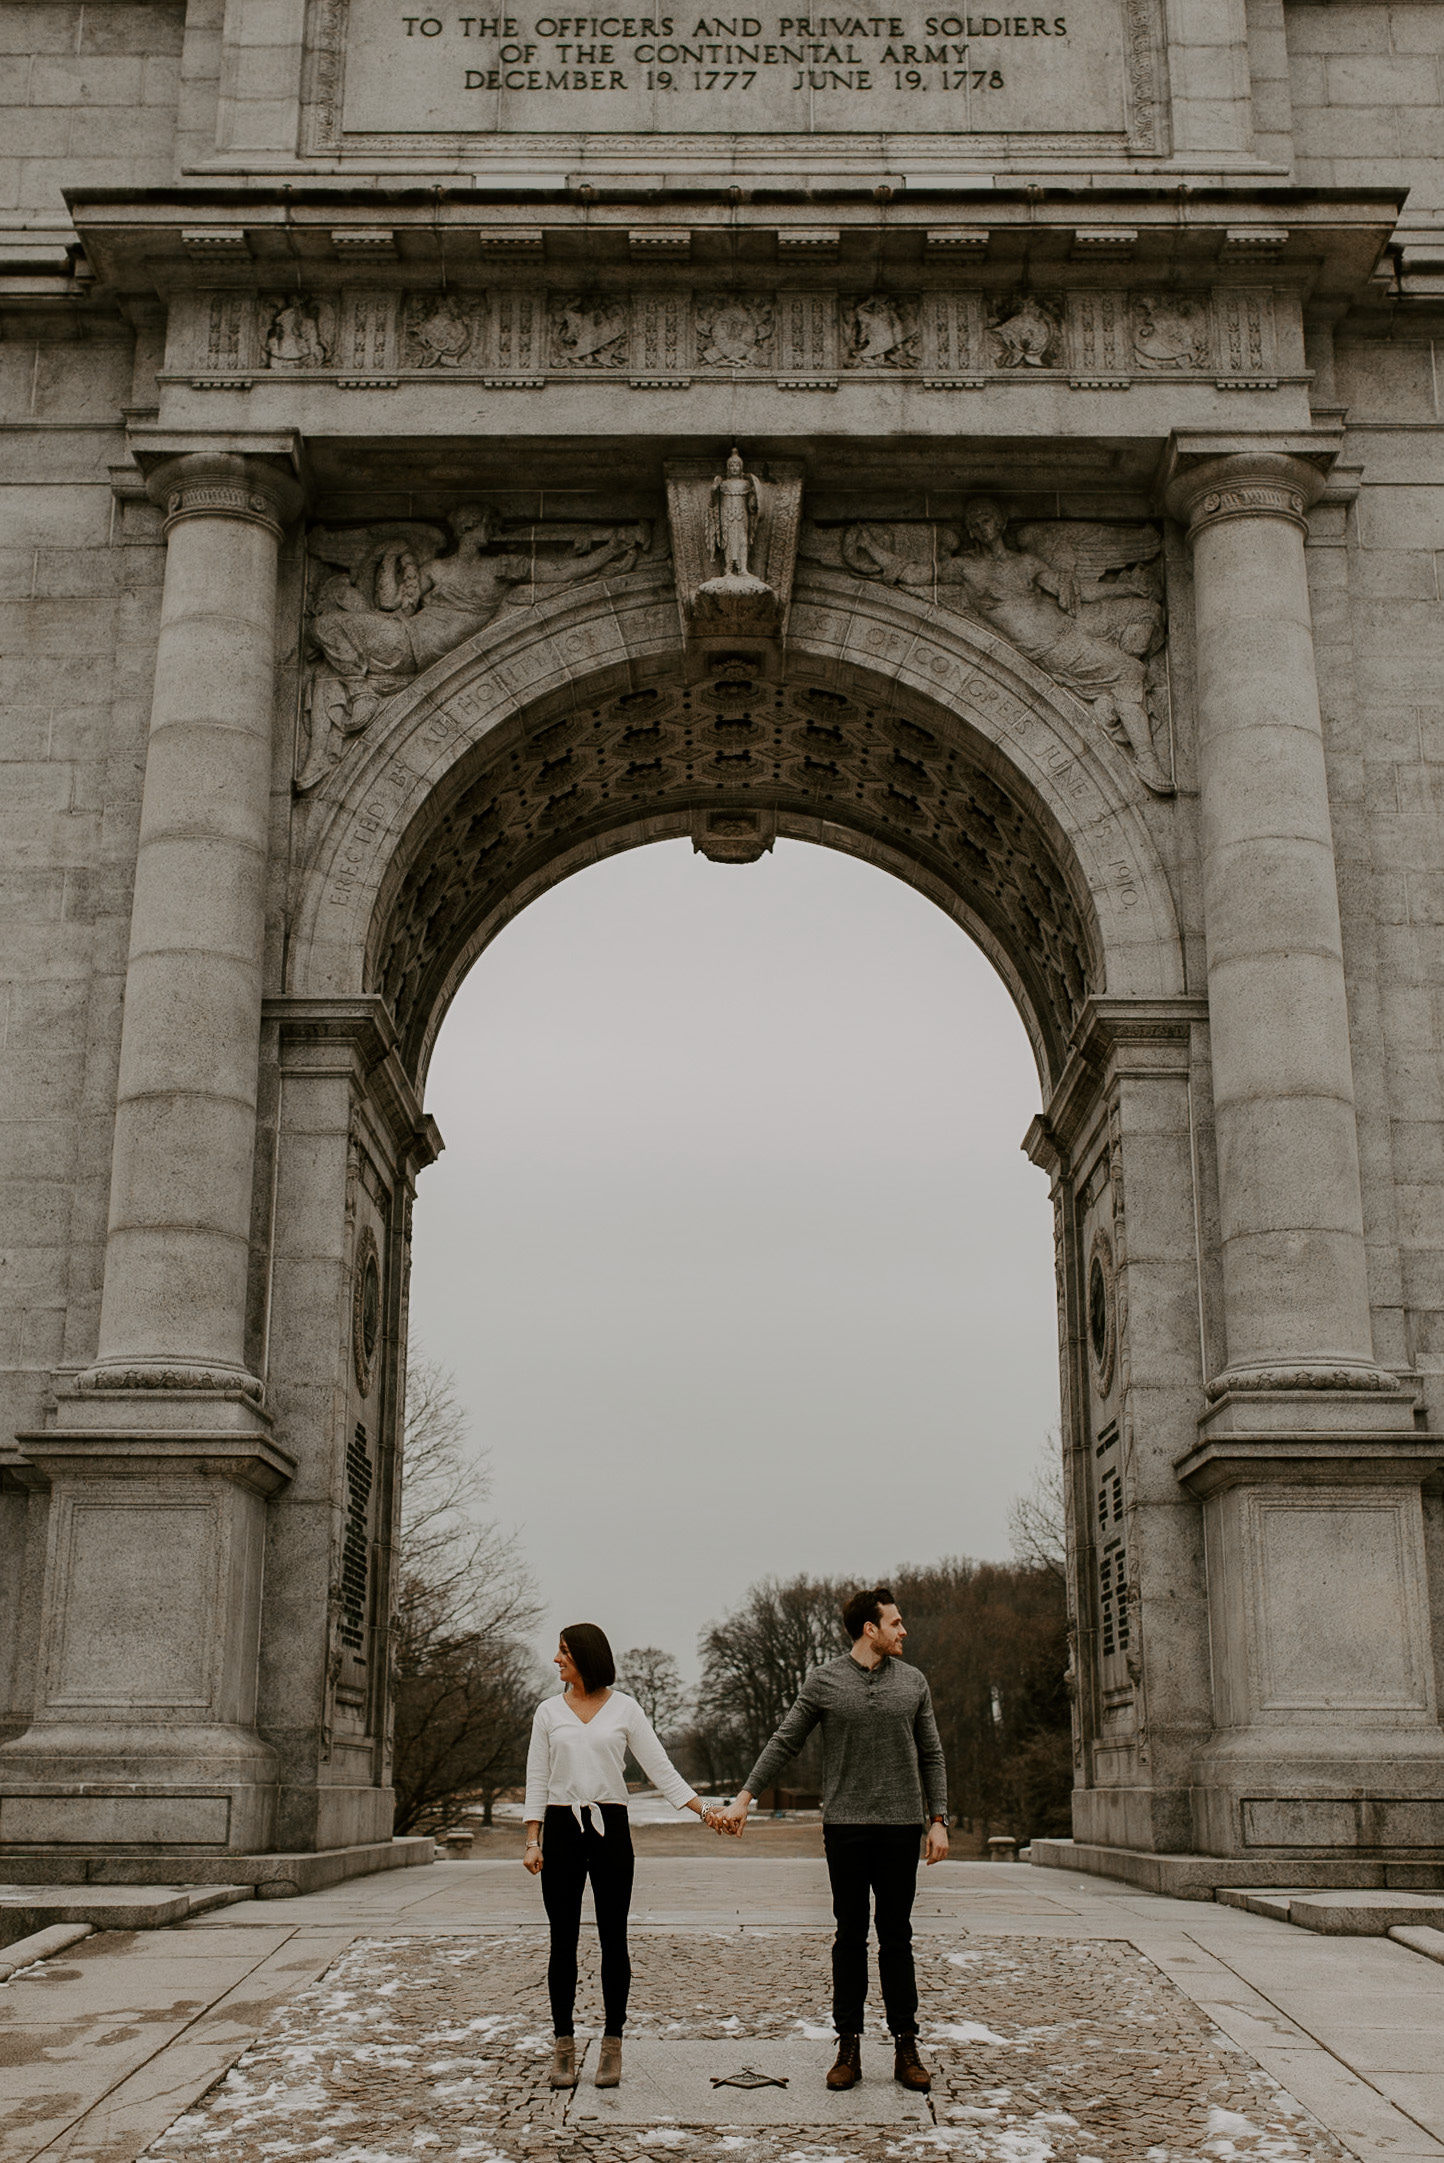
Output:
[2, 0, 1444, 1892]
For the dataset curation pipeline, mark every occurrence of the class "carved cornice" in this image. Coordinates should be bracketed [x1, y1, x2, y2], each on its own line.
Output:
[1175, 1438, 1441, 1499]
[1164, 451, 1326, 542]
[1029, 995, 1209, 1168]
[265, 994, 444, 1168]
[145, 450, 304, 539]
[12, 1429, 298, 1497]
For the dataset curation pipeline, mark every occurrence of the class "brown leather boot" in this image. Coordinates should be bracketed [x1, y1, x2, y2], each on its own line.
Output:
[826, 2034, 862, 2090]
[893, 2034, 931, 2092]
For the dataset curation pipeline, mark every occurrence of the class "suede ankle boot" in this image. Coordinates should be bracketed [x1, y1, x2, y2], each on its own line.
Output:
[549, 2038, 577, 2089]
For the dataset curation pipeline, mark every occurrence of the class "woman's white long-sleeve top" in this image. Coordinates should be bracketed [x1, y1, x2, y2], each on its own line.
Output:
[524, 1690, 697, 1830]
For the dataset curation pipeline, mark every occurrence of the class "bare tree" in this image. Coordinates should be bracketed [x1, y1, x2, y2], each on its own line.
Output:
[688, 1574, 848, 1792]
[390, 1354, 542, 1833]
[616, 1646, 690, 1738]
[1008, 1432, 1067, 1582]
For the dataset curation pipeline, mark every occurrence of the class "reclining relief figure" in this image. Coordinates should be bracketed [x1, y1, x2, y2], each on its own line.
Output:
[813, 500, 1173, 796]
[298, 506, 648, 792]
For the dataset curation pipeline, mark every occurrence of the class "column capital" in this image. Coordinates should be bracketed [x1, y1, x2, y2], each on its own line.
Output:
[1165, 451, 1326, 543]
[146, 451, 303, 540]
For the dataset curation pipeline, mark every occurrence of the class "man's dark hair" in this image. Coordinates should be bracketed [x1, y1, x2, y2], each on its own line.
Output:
[560, 1623, 616, 1696]
[841, 1585, 896, 1642]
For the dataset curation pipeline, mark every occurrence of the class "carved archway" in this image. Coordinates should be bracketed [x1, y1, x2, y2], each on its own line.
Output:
[289, 560, 1185, 1094]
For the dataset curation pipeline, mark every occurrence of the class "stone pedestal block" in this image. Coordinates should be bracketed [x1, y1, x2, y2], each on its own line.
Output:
[0, 1410, 295, 1852]
[1177, 1437, 1444, 1859]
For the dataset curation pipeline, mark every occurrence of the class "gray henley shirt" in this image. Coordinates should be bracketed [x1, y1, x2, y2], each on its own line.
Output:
[743, 1653, 948, 1826]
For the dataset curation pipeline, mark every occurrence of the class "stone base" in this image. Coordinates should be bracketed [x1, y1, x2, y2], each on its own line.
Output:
[1030, 1838, 1444, 1899]
[0, 1836, 434, 1896]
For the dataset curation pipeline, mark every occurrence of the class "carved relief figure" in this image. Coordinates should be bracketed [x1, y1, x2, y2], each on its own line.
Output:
[842, 294, 920, 370]
[551, 295, 630, 368]
[405, 293, 475, 368]
[708, 448, 761, 579]
[989, 293, 1062, 369]
[695, 296, 774, 369]
[1131, 295, 1210, 371]
[839, 502, 1172, 794]
[264, 298, 329, 370]
[298, 507, 648, 790]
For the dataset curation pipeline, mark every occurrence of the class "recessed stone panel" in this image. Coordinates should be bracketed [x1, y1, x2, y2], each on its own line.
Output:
[337, 0, 1133, 138]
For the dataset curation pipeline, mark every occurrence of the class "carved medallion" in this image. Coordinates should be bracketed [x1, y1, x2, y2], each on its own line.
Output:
[695, 294, 775, 369]
[550, 294, 629, 368]
[353, 1224, 381, 1397]
[1131, 295, 1211, 371]
[988, 293, 1063, 369]
[841, 294, 920, 371]
[404, 292, 478, 368]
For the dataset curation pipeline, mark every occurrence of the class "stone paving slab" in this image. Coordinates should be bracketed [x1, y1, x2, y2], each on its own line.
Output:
[561, 2040, 930, 2126]
[0, 1928, 352, 2163]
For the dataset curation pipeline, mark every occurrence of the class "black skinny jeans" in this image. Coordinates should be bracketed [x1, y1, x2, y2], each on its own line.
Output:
[823, 1822, 923, 2038]
[540, 1803, 635, 2036]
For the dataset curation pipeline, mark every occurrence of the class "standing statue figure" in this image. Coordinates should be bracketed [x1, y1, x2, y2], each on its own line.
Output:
[849, 499, 1173, 794]
[708, 448, 761, 579]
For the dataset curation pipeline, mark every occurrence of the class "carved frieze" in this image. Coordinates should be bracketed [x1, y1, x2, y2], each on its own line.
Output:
[549, 294, 630, 369]
[989, 292, 1064, 369]
[841, 295, 920, 371]
[261, 296, 331, 370]
[1131, 294, 1211, 371]
[695, 295, 775, 370]
[181, 284, 1282, 393]
[404, 292, 481, 368]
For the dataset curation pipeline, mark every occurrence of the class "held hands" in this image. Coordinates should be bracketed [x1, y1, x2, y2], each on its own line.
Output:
[924, 1820, 950, 1866]
[716, 1793, 750, 1839]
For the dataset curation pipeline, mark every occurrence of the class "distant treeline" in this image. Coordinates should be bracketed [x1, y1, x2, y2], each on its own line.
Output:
[676, 1562, 1071, 1843]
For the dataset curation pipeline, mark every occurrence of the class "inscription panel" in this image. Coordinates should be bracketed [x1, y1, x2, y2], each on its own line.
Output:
[334, 0, 1139, 138]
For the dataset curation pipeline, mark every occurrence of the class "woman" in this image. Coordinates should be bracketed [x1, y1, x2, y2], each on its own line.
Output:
[524, 1623, 723, 2091]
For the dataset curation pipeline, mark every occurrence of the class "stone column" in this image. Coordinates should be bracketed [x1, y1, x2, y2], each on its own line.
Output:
[0, 452, 303, 1858]
[1167, 450, 1444, 1864]
[1165, 452, 1385, 1397]
[85, 452, 303, 1395]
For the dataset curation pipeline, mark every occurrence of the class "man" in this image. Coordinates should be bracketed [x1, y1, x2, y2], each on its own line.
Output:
[719, 1586, 948, 2093]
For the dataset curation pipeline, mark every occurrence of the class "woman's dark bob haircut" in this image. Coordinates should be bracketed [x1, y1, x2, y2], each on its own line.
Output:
[560, 1623, 615, 1696]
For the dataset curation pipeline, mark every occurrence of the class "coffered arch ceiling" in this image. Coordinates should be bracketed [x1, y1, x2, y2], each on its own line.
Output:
[367, 649, 1105, 1093]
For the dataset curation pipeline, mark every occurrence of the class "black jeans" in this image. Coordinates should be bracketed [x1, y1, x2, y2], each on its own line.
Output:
[823, 1822, 923, 2038]
[540, 1803, 635, 2036]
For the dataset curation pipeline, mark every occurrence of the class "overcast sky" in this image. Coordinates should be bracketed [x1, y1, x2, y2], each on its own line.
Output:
[409, 837, 1061, 1683]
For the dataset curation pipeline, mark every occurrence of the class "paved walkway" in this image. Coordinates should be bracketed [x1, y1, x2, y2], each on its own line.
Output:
[5, 1858, 1444, 2163]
